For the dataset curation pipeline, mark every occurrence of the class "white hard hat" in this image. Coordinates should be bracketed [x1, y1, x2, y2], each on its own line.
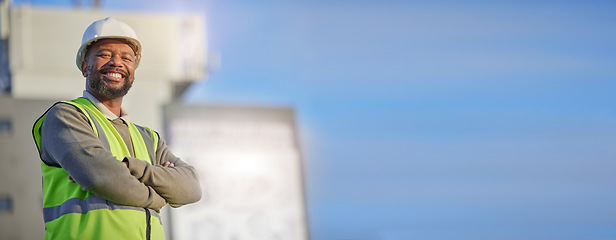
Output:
[76, 17, 142, 69]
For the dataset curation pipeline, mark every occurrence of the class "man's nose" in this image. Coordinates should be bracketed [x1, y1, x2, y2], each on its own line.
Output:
[107, 54, 123, 67]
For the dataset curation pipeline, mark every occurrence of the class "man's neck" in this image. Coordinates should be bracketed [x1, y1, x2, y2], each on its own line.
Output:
[86, 89, 124, 117]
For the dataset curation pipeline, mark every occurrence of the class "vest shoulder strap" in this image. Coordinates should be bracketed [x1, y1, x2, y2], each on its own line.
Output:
[133, 124, 159, 164]
[61, 100, 112, 151]
[32, 100, 108, 153]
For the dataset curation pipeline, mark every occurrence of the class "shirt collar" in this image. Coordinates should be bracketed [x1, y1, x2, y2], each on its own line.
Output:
[82, 90, 131, 122]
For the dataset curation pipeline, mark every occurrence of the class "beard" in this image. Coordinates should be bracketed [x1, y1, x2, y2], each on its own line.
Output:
[87, 65, 133, 99]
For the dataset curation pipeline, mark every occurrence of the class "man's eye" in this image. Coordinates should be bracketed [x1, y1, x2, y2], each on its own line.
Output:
[97, 54, 111, 58]
[122, 57, 134, 62]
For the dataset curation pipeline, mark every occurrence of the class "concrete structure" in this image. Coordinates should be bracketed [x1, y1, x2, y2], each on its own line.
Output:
[0, 96, 55, 240]
[165, 104, 310, 240]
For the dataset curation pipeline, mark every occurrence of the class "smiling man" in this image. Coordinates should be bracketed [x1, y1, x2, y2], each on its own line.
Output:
[32, 17, 202, 240]
[84, 38, 135, 103]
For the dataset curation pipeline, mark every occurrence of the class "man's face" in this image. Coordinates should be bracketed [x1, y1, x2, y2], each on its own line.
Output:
[82, 39, 136, 99]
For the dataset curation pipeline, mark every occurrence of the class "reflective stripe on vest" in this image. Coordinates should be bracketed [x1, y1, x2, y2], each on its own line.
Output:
[33, 98, 163, 240]
[42, 196, 161, 224]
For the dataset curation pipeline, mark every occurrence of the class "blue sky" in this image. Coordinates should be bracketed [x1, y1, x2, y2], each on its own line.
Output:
[15, 0, 616, 239]
[181, 3, 616, 238]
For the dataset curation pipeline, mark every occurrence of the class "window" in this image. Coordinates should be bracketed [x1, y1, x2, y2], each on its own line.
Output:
[0, 118, 10, 136]
[0, 195, 12, 213]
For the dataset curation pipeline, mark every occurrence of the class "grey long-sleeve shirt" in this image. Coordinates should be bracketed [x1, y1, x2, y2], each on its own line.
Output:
[39, 98, 201, 210]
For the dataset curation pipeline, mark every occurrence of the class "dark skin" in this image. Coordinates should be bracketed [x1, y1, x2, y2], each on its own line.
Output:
[75, 39, 174, 209]
[80, 38, 136, 117]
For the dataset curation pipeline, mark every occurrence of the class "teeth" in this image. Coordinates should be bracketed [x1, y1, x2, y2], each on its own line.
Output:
[105, 73, 122, 78]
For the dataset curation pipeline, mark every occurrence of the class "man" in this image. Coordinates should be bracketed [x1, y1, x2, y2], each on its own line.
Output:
[32, 17, 202, 240]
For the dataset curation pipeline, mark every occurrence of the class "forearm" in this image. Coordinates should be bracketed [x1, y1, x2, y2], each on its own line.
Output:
[41, 103, 166, 210]
[76, 154, 167, 209]
[124, 138, 201, 207]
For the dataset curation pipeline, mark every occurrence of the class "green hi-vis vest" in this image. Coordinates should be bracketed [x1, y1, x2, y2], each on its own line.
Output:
[32, 97, 164, 240]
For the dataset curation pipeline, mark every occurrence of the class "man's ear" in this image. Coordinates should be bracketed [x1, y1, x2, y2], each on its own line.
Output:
[81, 61, 88, 77]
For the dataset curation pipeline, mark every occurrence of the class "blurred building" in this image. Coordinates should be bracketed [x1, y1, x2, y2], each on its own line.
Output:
[0, 2, 309, 240]
[164, 103, 309, 240]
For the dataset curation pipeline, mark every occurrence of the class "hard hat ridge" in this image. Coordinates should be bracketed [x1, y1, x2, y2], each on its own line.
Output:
[76, 17, 142, 70]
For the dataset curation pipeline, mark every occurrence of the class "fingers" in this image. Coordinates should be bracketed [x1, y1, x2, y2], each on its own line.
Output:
[162, 162, 175, 168]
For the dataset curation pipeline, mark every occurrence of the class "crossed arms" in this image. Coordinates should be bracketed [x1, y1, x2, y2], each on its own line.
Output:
[40, 103, 202, 210]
